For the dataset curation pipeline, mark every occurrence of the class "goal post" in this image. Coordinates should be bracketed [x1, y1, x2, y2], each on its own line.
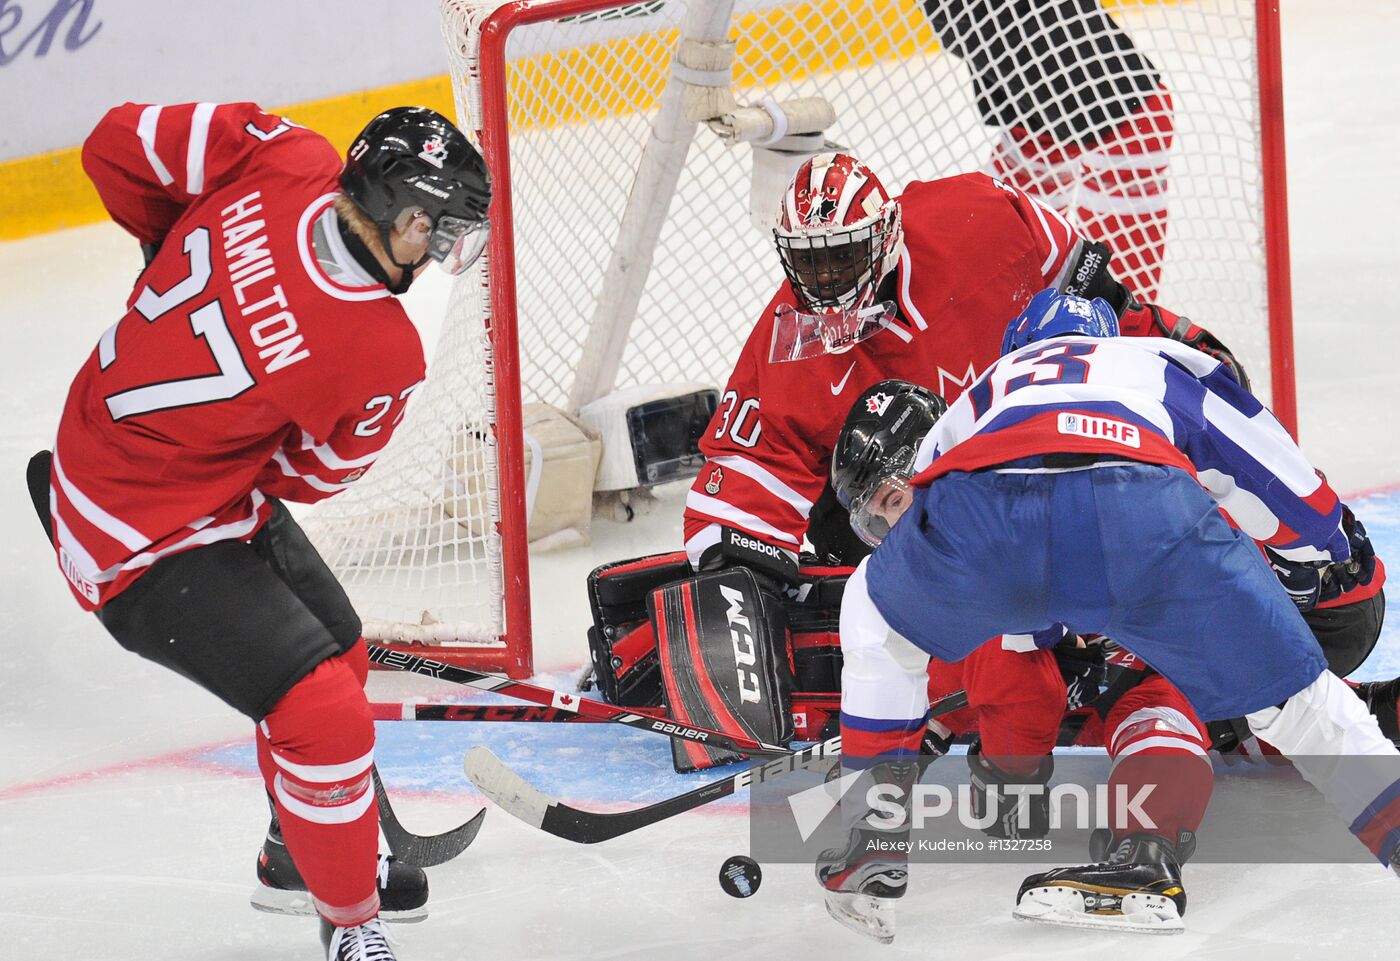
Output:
[303, 0, 1294, 678]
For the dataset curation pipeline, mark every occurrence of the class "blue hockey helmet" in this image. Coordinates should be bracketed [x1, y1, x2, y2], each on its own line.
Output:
[1000, 288, 1120, 356]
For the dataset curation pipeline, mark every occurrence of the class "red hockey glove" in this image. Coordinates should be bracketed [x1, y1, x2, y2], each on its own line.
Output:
[1122, 301, 1252, 393]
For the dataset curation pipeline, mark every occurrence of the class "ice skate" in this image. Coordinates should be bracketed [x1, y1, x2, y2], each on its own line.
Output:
[816, 824, 908, 944]
[1013, 832, 1192, 934]
[251, 813, 428, 922]
[321, 917, 397, 961]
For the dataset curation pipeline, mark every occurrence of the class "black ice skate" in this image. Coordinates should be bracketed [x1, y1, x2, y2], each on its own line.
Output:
[321, 917, 397, 961]
[251, 811, 428, 922]
[816, 762, 913, 944]
[816, 825, 907, 945]
[1014, 831, 1193, 934]
[1353, 677, 1400, 742]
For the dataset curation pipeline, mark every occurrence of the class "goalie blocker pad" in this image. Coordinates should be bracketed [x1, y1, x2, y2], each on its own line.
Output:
[649, 567, 795, 772]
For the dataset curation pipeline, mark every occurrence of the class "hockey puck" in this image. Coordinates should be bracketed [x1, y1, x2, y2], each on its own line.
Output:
[718, 855, 762, 898]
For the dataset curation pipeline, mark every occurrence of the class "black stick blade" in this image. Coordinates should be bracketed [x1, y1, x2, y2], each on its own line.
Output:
[372, 766, 485, 867]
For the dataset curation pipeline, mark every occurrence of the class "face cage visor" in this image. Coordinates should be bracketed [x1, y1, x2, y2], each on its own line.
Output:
[769, 300, 895, 363]
[428, 215, 490, 275]
[847, 473, 913, 547]
[774, 220, 882, 312]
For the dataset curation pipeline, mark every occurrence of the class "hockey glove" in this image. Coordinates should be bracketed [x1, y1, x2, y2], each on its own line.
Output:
[1321, 506, 1378, 601]
[1053, 640, 1107, 711]
[967, 742, 1054, 839]
[1127, 301, 1252, 393]
[921, 720, 955, 758]
[1265, 548, 1326, 612]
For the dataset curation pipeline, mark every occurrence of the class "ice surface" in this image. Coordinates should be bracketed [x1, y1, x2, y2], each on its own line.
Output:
[5, 3, 1400, 959]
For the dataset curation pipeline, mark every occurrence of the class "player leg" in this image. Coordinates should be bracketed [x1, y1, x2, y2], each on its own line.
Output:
[1016, 674, 1210, 932]
[242, 501, 428, 924]
[90, 524, 405, 957]
[961, 639, 1065, 839]
[1090, 467, 1400, 872]
[820, 560, 932, 943]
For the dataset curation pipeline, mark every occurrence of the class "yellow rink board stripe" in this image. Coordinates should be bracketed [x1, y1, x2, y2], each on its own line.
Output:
[0, 76, 458, 241]
[1, 0, 1177, 241]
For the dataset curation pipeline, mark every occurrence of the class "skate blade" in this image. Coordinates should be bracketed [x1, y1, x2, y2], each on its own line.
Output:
[250, 885, 428, 923]
[823, 891, 896, 944]
[1014, 887, 1183, 936]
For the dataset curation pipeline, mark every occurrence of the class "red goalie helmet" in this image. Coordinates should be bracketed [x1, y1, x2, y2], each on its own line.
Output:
[774, 153, 904, 314]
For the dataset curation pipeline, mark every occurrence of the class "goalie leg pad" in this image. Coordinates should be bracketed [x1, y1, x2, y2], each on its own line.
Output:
[649, 567, 795, 772]
[586, 552, 693, 707]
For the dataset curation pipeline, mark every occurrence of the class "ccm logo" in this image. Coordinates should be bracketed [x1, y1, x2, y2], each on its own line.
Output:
[651, 720, 709, 742]
[719, 584, 763, 704]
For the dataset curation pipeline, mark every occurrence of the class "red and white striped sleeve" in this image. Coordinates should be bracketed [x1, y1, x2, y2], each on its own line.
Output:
[257, 372, 424, 505]
[80, 102, 312, 245]
[991, 177, 1083, 289]
[681, 345, 824, 569]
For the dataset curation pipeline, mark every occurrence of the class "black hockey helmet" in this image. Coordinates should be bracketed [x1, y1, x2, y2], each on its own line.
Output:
[832, 379, 947, 546]
[339, 106, 491, 289]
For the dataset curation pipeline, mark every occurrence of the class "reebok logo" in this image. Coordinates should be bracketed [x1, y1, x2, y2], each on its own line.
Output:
[1066, 248, 1105, 296]
[728, 530, 786, 562]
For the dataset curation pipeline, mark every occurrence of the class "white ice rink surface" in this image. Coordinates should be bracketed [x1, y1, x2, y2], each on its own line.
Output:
[6, 4, 1400, 960]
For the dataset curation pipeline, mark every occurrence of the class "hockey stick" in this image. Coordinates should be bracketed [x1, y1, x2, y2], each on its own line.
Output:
[370, 702, 612, 722]
[366, 644, 791, 757]
[464, 689, 970, 844]
[371, 766, 485, 867]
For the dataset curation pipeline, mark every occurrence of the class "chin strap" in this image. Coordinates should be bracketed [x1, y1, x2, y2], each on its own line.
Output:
[335, 215, 424, 295]
[376, 225, 431, 295]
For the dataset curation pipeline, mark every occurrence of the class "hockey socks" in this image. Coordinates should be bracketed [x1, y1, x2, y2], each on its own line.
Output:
[256, 642, 381, 926]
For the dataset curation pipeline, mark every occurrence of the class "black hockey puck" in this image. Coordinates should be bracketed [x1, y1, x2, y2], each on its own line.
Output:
[718, 855, 762, 898]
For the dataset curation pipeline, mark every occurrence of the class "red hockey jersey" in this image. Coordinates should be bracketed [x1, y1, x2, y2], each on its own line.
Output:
[683, 172, 1087, 565]
[49, 102, 425, 610]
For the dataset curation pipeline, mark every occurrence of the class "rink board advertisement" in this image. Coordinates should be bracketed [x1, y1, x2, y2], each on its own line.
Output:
[749, 753, 1400, 864]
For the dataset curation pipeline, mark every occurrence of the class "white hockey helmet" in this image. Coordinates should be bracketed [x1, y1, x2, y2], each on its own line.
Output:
[773, 152, 904, 314]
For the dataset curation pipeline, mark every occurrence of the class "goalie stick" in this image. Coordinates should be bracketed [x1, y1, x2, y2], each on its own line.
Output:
[464, 690, 970, 844]
[372, 766, 485, 867]
[367, 644, 791, 756]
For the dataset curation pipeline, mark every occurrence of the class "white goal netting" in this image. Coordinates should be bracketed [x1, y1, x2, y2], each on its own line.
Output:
[304, 0, 1289, 674]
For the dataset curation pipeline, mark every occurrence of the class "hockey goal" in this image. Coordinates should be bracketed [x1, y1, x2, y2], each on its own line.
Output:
[304, 0, 1293, 677]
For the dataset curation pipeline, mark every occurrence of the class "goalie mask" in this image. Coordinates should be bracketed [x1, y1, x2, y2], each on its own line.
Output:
[832, 380, 947, 547]
[340, 106, 492, 292]
[769, 153, 904, 364]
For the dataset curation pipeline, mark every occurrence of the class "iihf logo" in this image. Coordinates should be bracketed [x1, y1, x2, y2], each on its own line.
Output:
[419, 136, 448, 168]
[705, 467, 724, 495]
[1064, 414, 1078, 432]
[865, 392, 894, 416]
